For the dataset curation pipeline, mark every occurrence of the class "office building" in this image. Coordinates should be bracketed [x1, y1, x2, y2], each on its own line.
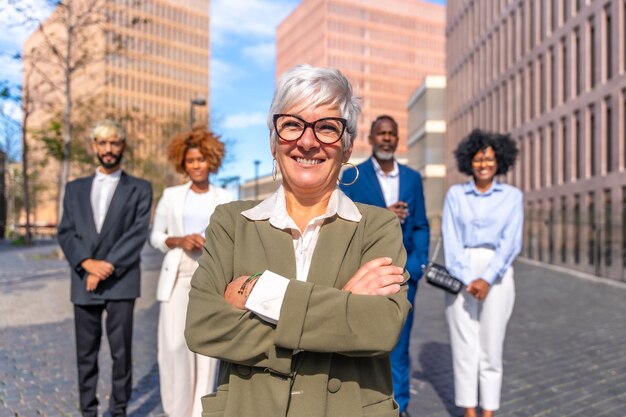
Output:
[276, 0, 445, 159]
[446, 1, 626, 280]
[407, 75, 446, 234]
[23, 0, 210, 225]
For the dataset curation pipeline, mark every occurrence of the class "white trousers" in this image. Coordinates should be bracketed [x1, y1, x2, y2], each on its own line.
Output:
[445, 247, 515, 411]
[158, 254, 218, 417]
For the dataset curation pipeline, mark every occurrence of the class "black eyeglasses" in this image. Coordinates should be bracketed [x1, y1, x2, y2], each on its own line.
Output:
[273, 114, 347, 144]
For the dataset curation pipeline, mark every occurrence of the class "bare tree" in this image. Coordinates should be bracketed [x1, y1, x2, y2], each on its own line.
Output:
[6, 0, 146, 221]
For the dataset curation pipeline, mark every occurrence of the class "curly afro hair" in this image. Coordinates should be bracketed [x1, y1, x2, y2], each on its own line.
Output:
[168, 126, 225, 175]
[454, 129, 518, 176]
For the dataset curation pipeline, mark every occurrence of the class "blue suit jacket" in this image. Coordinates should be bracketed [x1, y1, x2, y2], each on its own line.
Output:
[340, 158, 430, 283]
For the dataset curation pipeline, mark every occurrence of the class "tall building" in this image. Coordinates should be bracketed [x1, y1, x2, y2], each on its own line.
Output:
[276, 0, 445, 159]
[407, 75, 446, 235]
[23, 0, 210, 225]
[446, 1, 626, 281]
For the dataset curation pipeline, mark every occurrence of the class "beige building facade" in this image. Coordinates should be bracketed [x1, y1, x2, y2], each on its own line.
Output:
[23, 0, 210, 225]
[276, 0, 446, 159]
[446, 0, 626, 281]
[407, 75, 446, 235]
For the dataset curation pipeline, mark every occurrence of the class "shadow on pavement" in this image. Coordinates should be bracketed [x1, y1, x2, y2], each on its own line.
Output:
[414, 341, 462, 417]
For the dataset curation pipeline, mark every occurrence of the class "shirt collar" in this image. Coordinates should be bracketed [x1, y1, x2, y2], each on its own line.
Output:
[371, 157, 399, 178]
[241, 185, 362, 229]
[463, 179, 503, 196]
[94, 168, 122, 181]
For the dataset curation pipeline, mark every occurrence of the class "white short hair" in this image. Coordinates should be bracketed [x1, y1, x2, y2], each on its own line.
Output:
[267, 64, 361, 152]
[91, 119, 127, 142]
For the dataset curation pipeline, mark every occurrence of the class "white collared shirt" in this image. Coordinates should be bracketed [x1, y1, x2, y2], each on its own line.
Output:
[371, 157, 400, 207]
[241, 186, 361, 323]
[90, 168, 122, 233]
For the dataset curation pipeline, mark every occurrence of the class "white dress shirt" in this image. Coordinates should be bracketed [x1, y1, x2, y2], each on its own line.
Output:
[371, 157, 400, 207]
[241, 186, 362, 323]
[90, 168, 122, 233]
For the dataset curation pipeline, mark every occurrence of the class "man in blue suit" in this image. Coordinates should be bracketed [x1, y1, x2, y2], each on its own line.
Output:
[340, 115, 429, 417]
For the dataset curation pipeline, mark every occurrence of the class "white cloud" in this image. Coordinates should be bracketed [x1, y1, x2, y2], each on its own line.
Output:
[0, 0, 54, 47]
[222, 112, 267, 130]
[210, 57, 248, 93]
[211, 0, 298, 44]
[242, 42, 275, 68]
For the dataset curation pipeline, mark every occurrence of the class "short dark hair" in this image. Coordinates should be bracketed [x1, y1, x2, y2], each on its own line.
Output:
[369, 114, 398, 136]
[454, 129, 518, 176]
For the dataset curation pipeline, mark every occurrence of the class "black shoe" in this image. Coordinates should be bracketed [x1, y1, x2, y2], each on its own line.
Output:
[399, 411, 411, 417]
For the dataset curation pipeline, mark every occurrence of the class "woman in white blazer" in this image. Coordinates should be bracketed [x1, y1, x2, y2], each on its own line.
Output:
[150, 127, 233, 417]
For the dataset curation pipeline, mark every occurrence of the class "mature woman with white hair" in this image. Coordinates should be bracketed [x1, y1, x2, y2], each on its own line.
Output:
[185, 64, 411, 417]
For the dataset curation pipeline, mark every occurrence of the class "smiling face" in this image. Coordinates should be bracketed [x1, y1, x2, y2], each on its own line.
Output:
[471, 146, 498, 185]
[184, 147, 211, 185]
[274, 103, 352, 199]
[369, 118, 398, 161]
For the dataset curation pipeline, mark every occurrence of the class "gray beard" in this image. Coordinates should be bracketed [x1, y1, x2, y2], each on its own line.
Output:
[374, 149, 394, 161]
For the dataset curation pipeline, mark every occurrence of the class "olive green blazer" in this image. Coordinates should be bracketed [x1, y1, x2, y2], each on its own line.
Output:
[185, 200, 412, 417]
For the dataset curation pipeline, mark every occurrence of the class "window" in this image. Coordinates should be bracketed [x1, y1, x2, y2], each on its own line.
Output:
[529, 62, 535, 118]
[575, 28, 582, 95]
[548, 198, 555, 263]
[561, 37, 568, 103]
[561, 116, 568, 182]
[605, 5, 612, 80]
[529, 132, 536, 190]
[589, 104, 596, 176]
[574, 194, 581, 264]
[589, 17, 596, 88]
[604, 189, 612, 267]
[550, 123, 557, 186]
[533, 129, 547, 188]
[605, 97, 613, 173]
[550, 47, 556, 108]
[540, 55, 546, 113]
[588, 192, 596, 266]
[575, 110, 582, 180]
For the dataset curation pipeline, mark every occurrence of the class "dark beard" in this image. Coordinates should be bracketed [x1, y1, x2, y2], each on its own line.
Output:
[97, 153, 123, 169]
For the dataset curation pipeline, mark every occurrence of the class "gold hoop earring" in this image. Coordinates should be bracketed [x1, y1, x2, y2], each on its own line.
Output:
[272, 158, 277, 181]
[337, 162, 359, 186]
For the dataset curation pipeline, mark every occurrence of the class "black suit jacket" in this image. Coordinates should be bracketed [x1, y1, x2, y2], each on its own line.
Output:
[57, 171, 152, 305]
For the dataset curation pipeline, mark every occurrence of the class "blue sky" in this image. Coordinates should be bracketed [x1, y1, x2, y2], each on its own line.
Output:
[0, 0, 446, 185]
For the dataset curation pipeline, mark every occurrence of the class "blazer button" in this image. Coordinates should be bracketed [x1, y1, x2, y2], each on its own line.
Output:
[327, 378, 341, 393]
[237, 365, 251, 377]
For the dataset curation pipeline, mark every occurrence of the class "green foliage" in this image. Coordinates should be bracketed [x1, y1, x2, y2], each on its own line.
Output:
[34, 119, 95, 166]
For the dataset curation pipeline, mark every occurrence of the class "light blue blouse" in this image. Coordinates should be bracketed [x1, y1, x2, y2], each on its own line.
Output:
[441, 180, 524, 285]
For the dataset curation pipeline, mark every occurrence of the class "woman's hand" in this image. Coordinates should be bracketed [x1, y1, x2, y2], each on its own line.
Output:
[225, 275, 260, 310]
[166, 234, 206, 251]
[343, 257, 405, 296]
[467, 278, 490, 300]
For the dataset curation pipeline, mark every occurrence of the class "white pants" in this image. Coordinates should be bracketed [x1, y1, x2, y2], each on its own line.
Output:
[445, 247, 515, 411]
[158, 253, 218, 417]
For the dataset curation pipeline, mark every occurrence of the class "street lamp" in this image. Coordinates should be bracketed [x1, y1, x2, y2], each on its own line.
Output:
[254, 160, 261, 200]
[189, 98, 207, 129]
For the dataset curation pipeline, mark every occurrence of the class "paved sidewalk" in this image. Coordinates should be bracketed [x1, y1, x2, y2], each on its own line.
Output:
[407, 260, 626, 417]
[1, 240, 625, 416]
[0, 241, 164, 417]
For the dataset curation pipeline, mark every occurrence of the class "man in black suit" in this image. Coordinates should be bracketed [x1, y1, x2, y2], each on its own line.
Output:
[58, 119, 152, 417]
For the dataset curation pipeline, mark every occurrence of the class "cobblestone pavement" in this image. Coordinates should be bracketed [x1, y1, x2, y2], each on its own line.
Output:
[1, 240, 626, 416]
[0, 240, 164, 417]
[408, 259, 626, 417]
